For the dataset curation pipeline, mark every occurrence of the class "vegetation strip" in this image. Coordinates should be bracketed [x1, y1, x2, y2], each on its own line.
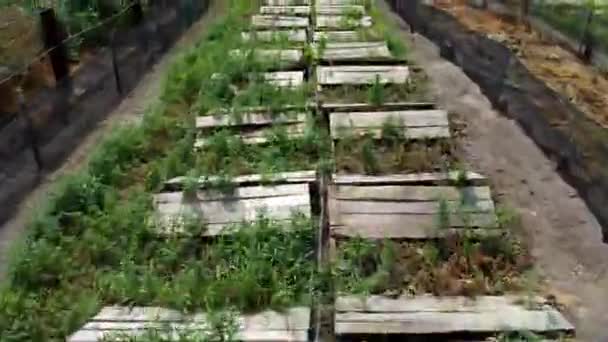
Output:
[0, 0, 576, 341]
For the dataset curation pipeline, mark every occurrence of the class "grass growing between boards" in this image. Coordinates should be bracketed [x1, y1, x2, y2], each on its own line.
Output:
[334, 127, 456, 175]
[320, 69, 430, 105]
[0, 1, 301, 340]
[195, 118, 331, 179]
[334, 230, 533, 297]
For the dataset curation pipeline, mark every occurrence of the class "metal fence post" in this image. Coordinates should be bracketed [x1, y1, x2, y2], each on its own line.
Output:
[110, 31, 123, 95]
[18, 88, 43, 170]
[579, 8, 594, 62]
[39, 8, 70, 86]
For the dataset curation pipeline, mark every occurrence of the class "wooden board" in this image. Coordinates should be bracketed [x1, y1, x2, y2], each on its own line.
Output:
[265, 71, 305, 88]
[329, 182, 498, 239]
[196, 112, 307, 129]
[332, 172, 488, 186]
[154, 183, 312, 236]
[335, 295, 574, 336]
[316, 15, 372, 29]
[322, 101, 436, 111]
[314, 31, 360, 42]
[318, 41, 393, 62]
[330, 110, 451, 140]
[230, 49, 303, 64]
[164, 170, 317, 189]
[316, 5, 365, 15]
[252, 15, 309, 29]
[264, 0, 310, 5]
[242, 30, 307, 43]
[260, 6, 310, 15]
[317, 0, 361, 5]
[329, 171, 496, 238]
[68, 306, 310, 342]
[317, 65, 409, 85]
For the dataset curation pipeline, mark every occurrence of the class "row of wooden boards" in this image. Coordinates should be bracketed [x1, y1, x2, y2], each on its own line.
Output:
[193, 108, 450, 147]
[153, 171, 498, 238]
[242, 30, 366, 43]
[251, 15, 372, 29]
[68, 296, 574, 341]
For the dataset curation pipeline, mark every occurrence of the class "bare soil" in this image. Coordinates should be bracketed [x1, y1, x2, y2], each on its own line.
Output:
[378, 1, 608, 340]
[0, 0, 226, 281]
[438, 2, 608, 130]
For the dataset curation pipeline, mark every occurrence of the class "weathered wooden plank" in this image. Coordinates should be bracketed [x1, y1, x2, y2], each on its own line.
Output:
[260, 6, 310, 16]
[314, 31, 361, 42]
[316, 15, 372, 29]
[336, 295, 547, 313]
[68, 307, 310, 342]
[322, 101, 436, 111]
[331, 110, 450, 139]
[332, 126, 451, 140]
[330, 213, 499, 238]
[265, 71, 304, 87]
[154, 184, 312, 234]
[332, 172, 488, 186]
[196, 112, 306, 129]
[252, 15, 310, 29]
[69, 329, 309, 342]
[316, 5, 365, 15]
[317, 65, 409, 85]
[156, 195, 310, 223]
[230, 49, 303, 64]
[331, 110, 448, 128]
[264, 0, 310, 5]
[330, 110, 450, 140]
[155, 184, 309, 203]
[317, 0, 363, 6]
[242, 30, 307, 43]
[330, 185, 493, 202]
[318, 41, 392, 61]
[332, 199, 495, 215]
[334, 296, 573, 335]
[164, 170, 317, 189]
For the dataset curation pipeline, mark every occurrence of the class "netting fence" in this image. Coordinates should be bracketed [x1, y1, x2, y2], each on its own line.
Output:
[531, 0, 608, 57]
[0, 0, 210, 223]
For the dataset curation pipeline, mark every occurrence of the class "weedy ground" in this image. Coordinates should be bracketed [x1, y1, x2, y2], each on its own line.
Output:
[0, 0, 323, 340]
[319, 68, 431, 104]
[333, 116, 457, 175]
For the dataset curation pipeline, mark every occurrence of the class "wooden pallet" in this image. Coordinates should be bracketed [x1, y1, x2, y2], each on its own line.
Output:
[242, 30, 308, 43]
[154, 181, 312, 236]
[316, 41, 393, 62]
[315, 5, 365, 15]
[329, 172, 499, 239]
[164, 170, 317, 190]
[316, 15, 372, 29]
[68, 306, 310, 342]
[195, 110, 309, 147]
[330, 109, 451, 140]
[229, 49, 303, 66]
[263, 0, 310, 5]
[264, 71, 305, 88]
[317, 65, 410, 85]
[259, 5, 311, 16]
[314, 30, 360, 42]
[252, 15, 310, 29]
[335, 295, 574, 336]
[317, 0, 361, 5]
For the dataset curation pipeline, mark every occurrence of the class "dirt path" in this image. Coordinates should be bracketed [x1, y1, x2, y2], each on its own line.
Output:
[378, 1, 608, 340]
[0, 0, 226, 281]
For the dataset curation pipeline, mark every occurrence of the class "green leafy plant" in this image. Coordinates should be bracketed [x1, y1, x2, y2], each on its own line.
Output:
[367, 75, 385, 106]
